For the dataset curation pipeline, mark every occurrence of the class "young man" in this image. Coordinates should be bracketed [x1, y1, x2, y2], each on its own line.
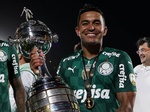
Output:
[30, 4, 136, 112]
[133, 37, 150, 112]
[0, 40, 26, 111]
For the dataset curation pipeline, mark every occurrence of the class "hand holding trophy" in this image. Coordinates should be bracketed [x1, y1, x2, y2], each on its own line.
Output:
[8, 7, 80, 112]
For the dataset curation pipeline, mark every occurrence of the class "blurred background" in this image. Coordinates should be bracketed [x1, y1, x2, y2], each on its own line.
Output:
[0, 0, 150, 75]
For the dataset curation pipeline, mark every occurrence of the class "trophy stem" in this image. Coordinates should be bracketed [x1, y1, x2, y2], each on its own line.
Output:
[38, 56, 53, 79]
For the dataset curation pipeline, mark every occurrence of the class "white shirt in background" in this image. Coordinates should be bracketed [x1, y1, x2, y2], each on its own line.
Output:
[133, 64, 150, 112]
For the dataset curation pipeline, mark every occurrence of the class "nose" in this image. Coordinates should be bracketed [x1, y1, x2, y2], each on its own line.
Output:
[136, 51, 142, 55]
[88, 24, 95, 30]
[136, 50, 143, 55]
[138, 51, 144, 57]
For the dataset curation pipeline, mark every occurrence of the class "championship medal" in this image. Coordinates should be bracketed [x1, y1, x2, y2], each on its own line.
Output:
[84, 97, 95, 109]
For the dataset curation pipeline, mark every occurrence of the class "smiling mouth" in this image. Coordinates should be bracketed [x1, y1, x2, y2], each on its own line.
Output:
[86, 33, 97, 37]
[140, 55, 145, 60]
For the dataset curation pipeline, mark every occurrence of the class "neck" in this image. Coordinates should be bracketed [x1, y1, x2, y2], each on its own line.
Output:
[19, 58, 26, 66]
[143, 63, 150, 67]
[82, 44, 102, 59]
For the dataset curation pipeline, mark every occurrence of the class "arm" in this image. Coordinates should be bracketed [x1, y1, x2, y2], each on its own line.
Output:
[8, 43, 26, 111]
[116, 91, 136, 112]
[115, 51, 136, 112]
[10, 77, 26, 112]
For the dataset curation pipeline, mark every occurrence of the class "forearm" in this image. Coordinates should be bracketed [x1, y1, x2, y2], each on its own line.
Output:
[116, 105, 133, 112]
[15, 88, 26, 112]
[116, 92, 135, 112]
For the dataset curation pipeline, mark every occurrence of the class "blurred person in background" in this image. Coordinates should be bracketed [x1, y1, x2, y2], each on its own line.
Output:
[133, 37, 150, 112]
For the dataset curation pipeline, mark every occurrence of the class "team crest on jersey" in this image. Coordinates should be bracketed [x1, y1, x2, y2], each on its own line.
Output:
[98, 62, 113, 75]
[129, 73, 136, 86]
[0, 50, 7, 62]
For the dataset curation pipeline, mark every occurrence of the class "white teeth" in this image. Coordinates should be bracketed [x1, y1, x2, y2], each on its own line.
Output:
[87, 34, 95, 37]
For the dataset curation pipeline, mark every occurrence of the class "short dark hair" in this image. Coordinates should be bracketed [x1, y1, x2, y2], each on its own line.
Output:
[77, 4, 105, 26]
[136, 37, 150, 48]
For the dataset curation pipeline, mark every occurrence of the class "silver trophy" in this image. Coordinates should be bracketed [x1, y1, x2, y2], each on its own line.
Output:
[8, 7, 80, 112]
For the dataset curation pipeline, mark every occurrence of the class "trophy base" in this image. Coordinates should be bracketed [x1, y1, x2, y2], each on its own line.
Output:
[26, 77, 80, 112]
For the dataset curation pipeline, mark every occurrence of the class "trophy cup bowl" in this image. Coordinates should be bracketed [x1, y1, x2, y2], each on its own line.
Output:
[11, 19, 80, 112]
[14, 20, 52, 58]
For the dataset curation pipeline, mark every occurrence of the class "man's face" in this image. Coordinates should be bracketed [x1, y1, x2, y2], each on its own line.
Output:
[137, 42, 150, 65]
[75, 11, 107, 45]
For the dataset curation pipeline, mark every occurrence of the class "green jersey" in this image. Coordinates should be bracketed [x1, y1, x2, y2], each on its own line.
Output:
[57, 47, 136, 112]
[0, 40, 20, 111]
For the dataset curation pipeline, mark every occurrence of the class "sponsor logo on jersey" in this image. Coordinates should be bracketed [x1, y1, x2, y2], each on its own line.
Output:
[0, 42, 9, 47]
[98, 62, 113, 76]
[118, 64, 127, 88]
[0, 50, 8, 62]
[102, 51, 120, 58]
[74, 84, 110, 103]
[12, 54, 19, 74]
[68, 66, 76, 73]
[129, 73, 136, 86]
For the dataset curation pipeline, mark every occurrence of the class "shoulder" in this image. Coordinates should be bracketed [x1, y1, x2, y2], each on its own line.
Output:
[134, 64, 142, 69]
[0, 40, 16, 54]
[102, 47, 130, 57]
[134, 64, 143, 72]
[20, 63, 35, 75]
[104, 47, 127, 53]
[61, 50, 81, 63]
[0, 40, 9, 47]
[20, 70, 36, 81]
[0, 39, 8, 43]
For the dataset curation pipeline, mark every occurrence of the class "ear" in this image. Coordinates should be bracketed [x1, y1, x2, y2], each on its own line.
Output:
[75, 27, 80, 37]
[18, 54, 22, 60]
[103, 26, 108, 36]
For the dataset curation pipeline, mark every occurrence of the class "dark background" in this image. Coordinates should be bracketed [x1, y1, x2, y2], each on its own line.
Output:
[0, 0, 150, 75]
